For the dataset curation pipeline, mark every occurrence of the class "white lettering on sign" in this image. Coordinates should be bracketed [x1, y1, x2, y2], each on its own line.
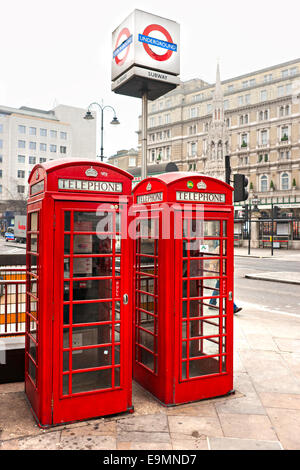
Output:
[58, 179, 123, 193]
[176, 192, 226, 203]
[136, 192, 164, 204]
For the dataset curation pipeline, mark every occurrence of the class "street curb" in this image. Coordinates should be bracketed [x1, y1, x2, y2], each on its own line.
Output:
[245, 274, 300, 285]
[235, 255, 272, 259]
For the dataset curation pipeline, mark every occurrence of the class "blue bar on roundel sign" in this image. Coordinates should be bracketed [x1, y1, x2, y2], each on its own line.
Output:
[138, 34, 177, 52]
[113, 35, 133, 59]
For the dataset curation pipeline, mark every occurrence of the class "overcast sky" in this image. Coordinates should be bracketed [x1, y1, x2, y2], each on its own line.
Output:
[1, 0, 299, 158]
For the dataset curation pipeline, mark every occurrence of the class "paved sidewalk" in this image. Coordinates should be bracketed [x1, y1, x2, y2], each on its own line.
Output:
[234, 247, 300, 259]
[245, 272, 300, 285]
[1, 304, 300, 451]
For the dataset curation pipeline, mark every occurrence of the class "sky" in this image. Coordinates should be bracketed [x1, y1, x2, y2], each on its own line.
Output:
[1, 0, 299, 159]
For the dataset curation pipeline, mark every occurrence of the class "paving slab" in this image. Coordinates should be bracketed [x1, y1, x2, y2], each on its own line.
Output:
[209, 437, 282, 450]
[266, 408, 300, 450]
[215, 373, 266, 416]
[218, 413, 278, 441]
[168, 415, 223, 439]
[172, 438, 209, 450]
[259, 392, 300, 411]
[238, 349, 300, 394]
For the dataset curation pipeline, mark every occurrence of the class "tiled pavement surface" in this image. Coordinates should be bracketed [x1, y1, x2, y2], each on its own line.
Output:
[1, 305, 300, 450]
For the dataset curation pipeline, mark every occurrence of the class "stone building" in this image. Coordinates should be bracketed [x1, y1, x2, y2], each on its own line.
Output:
[136, 58, 300, 247]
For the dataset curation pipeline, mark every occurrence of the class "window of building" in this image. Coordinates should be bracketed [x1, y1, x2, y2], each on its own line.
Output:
[261, 130, 268, 145]
[264, 74, 273, 82]
[29, 156, 36, 165]
[0, 124, 3, 133]
[18, 140, 25, 148]
[227, 85, 234, 92]
[165, 114, 170, 124]
[29, 141, 36, 150]
[149, 117, 155, 127]
[50, 144, 57, 152]
[281, 173, 290, 190]
[281, 126, 289, 140]
[282, 70, 289, 78]
[260, 175, 268, 192]
[60, 131, 67, 140]
[150, 149, 155, 162]
[0, 139, 3, 149]
[151, 104, 156, 112]
[190, 142, 197, 157]
[50, 130, 57, 138]
[224, 100, 229, 110]
[18, 125, 26, 134]
[60, 146, 67, 154]
[260, 90, 267, 101]
[189, 125, 197, 135]
[40, 128, 47, 136]
[225, 118, 230, 127]
[0, 185, 2, 193]
[166, 99, 171, 107]
[286, 83, 292, 95]
[29, 127, 36, 135]
[0, 170, 2, 178]
[18, 155, 25, 163]
[164, 129, 171, 139]
[166, 146, 171, 160]
[190, 108, 197, 118]
[241, 133, 248, 147]
[238, 96, 244, 106]
[0, 155, 2, 163]
[128, 157, 136, 167]
[207, 103, 212, 113]
[245, 94, 251, 105]
[39, 157, 46, 163]
[290, 67, 298, 76]
[17, 170, 25, 178]
[278, 86, 284, 97]
[40, 143, 47, 151]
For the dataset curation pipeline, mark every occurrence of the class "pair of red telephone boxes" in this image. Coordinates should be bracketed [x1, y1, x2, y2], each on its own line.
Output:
[25, 159, 234, 427]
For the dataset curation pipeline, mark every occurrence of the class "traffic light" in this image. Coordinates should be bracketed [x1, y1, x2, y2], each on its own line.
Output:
[234, 174, 249, 202]
[225, 155, 231, 185]
[273, 206, 281, 219]
[240, 204, 249, 221]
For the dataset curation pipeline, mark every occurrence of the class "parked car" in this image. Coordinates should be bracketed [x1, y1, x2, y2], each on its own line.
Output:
[5, 227, 15, 242]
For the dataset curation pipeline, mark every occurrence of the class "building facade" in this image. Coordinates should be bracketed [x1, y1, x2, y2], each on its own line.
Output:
[137, 58, 300, 224]
[107, 148, 138, 172]
[0, 104, 97, 201]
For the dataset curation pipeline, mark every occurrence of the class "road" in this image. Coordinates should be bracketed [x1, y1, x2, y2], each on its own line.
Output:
[234, 256, 300, 317]
[0, 237, 299, 317]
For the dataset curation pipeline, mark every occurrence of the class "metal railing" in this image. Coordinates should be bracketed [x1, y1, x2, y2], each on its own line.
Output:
[0, 267, 26, 337]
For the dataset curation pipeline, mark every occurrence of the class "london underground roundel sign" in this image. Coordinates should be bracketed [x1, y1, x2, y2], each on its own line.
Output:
[139, 24, 177, 62]
[113, 27, 133, 66]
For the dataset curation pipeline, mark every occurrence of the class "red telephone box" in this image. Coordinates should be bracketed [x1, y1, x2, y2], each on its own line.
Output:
[25, 159, 133, 427]
[132, 173, 234, 405]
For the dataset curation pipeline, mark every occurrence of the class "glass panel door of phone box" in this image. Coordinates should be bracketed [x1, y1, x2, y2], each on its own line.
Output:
[174, 208, 234, 404]
[132, 173, 234, 406]
[52, 201, 132, 424]
[25, 160, 133, 427]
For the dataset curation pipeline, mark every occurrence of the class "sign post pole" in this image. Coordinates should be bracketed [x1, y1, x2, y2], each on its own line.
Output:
[141, 90, 148, 180]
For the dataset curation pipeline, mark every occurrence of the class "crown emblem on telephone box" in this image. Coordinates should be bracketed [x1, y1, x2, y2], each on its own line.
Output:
[85, 167, 98, 177]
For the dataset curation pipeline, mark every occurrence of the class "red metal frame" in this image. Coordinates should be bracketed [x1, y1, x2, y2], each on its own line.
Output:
[132, 173, 234, 405]
[25, 159, 133, 426]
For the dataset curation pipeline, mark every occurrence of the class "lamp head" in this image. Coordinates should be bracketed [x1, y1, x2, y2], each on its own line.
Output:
[84, 110, 94, 120]
[111, 116, 120, 125]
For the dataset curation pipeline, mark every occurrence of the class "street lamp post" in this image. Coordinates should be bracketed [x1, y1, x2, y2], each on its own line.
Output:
[84, 102, 120, 161]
